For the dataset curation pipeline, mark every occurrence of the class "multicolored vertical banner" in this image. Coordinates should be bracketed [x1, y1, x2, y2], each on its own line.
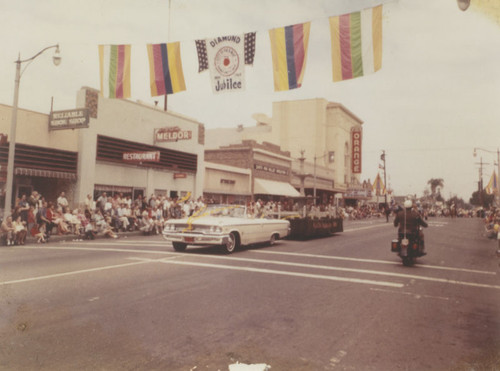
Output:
[268, 22, 311, 91]
[485, 171, 498, 195]
[98, 45, 131, 99]
[329, 5, 382, 82]
[146, 42, 186, 96]
[372, 173, 386, 196]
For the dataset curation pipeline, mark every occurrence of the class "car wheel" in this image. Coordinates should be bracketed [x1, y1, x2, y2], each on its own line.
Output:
[172, 242, 187, 252]
[223, 232, 239, 253]
[269, 233, 277, 246]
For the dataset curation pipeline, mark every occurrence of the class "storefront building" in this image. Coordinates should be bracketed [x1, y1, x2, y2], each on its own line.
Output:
[204, 140, 300, 202]
[0, 87, 205, 210]
[204, 162, 251, 204]
[74, 87, 204, 205]
[205, 98, 364, 205]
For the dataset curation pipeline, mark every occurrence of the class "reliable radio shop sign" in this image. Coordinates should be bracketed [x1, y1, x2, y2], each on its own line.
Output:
[49, 108, 89, 131]
[154, 126, 192, 143]
[351, 127, 362, 174]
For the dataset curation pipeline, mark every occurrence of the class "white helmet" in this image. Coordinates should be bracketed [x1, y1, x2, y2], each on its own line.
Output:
[404, 200, 413, 209]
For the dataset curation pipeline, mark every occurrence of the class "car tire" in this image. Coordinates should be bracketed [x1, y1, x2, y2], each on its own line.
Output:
[269, 233, 278, 246]
[223, 232, 239, 253]
[172, 242, 187, 252]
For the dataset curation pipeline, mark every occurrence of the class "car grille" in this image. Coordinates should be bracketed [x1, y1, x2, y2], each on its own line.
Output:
[172, 224, 212, 233]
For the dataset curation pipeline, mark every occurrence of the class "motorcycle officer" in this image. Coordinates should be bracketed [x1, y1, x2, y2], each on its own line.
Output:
[393, 199, 428, 256]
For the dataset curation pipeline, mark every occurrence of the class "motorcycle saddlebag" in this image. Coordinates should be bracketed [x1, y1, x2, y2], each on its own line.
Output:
[391, 239, 400, 252]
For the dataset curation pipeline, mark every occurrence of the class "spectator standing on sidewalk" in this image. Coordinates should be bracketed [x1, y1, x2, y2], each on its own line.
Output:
[57, 192, 69, 211]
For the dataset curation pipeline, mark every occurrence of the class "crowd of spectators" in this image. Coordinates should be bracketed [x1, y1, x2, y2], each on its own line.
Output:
[484, 206, 500, 239]
[1, 190, 207, 245]
[2, 189, 495, 245]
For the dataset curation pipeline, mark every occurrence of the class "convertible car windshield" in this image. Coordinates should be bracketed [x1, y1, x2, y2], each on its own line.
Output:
[195, 205, 247, 218]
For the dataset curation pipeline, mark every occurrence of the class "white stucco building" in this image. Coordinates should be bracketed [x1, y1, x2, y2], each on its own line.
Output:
[0, 87, 205, 209]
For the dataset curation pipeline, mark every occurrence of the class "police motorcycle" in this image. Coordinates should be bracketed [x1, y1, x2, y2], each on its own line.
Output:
[391, 200, 426, 266]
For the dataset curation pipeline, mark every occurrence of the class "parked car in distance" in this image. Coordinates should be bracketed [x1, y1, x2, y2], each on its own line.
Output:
[162, 204, 290, 253]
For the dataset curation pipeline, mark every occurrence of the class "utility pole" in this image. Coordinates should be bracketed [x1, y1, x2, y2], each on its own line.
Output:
[381, 150, 387, 205]
[475, 157, 487, 207]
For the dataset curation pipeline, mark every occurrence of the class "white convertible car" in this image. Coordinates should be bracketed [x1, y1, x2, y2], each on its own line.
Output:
[162, 204, 290, 253]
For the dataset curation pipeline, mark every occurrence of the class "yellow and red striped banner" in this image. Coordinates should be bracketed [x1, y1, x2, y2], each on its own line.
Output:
[330, 5, 382, 82]
[99, 44, 131, 99]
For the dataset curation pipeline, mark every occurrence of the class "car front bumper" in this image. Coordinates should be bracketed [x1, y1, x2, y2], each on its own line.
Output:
[162, 231, 229, 245]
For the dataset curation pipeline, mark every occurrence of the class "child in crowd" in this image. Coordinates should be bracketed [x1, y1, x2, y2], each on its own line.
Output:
[84, 221, 97, 240]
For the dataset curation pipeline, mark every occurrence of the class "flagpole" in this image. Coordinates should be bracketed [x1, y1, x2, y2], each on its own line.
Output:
[164, 0, 172, 111]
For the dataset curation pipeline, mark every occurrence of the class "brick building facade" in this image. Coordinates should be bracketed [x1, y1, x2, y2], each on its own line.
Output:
[204, 140, 300, 202]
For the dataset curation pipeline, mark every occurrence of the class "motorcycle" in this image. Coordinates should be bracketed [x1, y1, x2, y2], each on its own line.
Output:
[391, 227, 425, 267]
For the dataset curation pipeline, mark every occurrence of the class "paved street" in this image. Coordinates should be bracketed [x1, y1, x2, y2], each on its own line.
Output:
[0, 217, 499, 370]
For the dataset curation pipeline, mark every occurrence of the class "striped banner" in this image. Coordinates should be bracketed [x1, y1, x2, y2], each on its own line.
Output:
[372, 173, 386, 196]
[485, 171, 498, 195]
[330, 5, 382, 82]
[147, 42, 186, 96]
[99, 45, 131, 99]
[269, 22, 311, 91]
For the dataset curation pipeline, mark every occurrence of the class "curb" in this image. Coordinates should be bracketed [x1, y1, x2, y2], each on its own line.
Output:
[20, 230, 153, 245]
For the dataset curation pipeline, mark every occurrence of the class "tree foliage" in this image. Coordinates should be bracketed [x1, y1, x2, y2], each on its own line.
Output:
[469, 190, 495, 208]
[427, 178, 444, 196]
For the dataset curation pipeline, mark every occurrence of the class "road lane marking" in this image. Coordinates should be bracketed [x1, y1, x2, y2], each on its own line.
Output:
[251, 250, 497, 275]
[166, 254, 500, 290]
[127, 257, 404, 288]
[370, 288, 450, 301]
[14, 245, 500, 290]
[344, 223, 393, 233]
[0, 260, 149, 286]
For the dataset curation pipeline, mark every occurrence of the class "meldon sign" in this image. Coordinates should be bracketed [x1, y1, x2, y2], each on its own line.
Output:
[351, 127, 362, 174]
[154, 126, 192, 142]
[123, 151, 160, 163]
[49, 108, 89, 130]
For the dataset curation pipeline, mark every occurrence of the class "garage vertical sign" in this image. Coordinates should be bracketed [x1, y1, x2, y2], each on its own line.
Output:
[351, 127, 362, 174]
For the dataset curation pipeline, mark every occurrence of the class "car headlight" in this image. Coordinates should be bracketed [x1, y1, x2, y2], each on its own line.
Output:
[209, 226, 222, 233]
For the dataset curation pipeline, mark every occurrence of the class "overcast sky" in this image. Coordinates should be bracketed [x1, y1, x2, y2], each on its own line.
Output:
[1, 0, 499, 201]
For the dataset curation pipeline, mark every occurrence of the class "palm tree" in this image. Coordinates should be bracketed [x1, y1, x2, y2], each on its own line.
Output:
[427, 178, 444, 198]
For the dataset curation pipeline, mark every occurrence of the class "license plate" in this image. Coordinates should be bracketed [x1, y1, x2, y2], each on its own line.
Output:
[402, 239, 409, 246]
[184, 237, 194, 243]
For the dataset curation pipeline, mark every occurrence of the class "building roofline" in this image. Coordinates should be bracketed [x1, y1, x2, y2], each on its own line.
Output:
[80, 86, 204, 127]
[326, 102, 364, 124]
[0, 102, 49, 117]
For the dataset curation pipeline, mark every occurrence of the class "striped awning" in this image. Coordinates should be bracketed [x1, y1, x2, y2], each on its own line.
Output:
[15, 167, 77, 180]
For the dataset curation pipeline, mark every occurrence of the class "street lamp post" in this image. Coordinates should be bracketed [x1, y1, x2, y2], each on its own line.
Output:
[3, 45, 61, 218]
[473, 147, 500, 207]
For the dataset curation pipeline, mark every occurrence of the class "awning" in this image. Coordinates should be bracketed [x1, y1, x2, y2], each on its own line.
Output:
[254, 178, 301, 197]
[15, 167, 77, 180]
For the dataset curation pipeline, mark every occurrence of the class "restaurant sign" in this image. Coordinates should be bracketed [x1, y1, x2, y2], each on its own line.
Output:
[123, 151, 160, 163]
[351, 127, 362, 174]
[155, 126, 192, 142]
[49, 108, 89, 130]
